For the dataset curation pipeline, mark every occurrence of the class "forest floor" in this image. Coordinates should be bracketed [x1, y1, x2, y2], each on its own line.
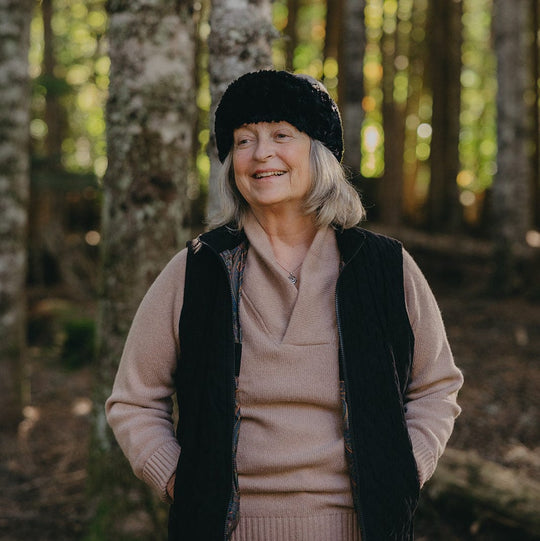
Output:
[0, 251, 539, 541]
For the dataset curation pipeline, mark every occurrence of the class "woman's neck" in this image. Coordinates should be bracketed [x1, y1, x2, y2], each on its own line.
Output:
[248, 209, 318, 270]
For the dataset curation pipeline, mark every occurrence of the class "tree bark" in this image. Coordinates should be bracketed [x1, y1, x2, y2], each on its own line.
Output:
[206, 0, 276, 220]
[89, 0, 196, 536]
[491, 0, 535, 293]
[340, 0, 366, 179]
[427, 0, 462, 232]
[0, 0, 33, 431]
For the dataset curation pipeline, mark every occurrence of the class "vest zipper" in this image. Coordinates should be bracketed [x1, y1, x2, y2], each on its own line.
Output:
[335, 265, 368, 541]
[199, 239, 240, 541]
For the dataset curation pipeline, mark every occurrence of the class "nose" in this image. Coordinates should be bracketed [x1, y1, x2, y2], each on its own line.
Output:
[253, 136, 274, 161]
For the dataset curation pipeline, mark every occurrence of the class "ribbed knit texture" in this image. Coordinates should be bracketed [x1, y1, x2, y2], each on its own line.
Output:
[231, 512, 360, 541]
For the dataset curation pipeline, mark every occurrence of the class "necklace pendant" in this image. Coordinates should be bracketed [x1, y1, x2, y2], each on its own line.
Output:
[288, 273, 297, 285]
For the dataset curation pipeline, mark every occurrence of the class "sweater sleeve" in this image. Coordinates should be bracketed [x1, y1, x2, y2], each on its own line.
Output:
[105, 248, 187, 502]
[402, 248, 464, 487]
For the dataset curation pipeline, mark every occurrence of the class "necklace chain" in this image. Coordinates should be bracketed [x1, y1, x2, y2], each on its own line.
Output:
[275, 259, 303, 284]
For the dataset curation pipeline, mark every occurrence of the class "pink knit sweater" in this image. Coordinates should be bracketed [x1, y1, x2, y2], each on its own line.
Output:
[106, 216, 463, 540]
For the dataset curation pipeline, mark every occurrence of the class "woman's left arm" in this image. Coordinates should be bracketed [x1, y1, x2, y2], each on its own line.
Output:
[402, 249, 464, 487]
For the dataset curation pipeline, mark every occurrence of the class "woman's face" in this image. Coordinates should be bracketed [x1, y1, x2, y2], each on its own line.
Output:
[232, 121, 312, 215]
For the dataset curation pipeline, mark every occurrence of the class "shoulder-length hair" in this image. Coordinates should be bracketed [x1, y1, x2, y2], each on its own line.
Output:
[207, 138, 366, 229]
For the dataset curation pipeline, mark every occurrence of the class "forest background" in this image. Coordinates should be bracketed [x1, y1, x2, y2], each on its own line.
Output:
[1, 0, 539, 540]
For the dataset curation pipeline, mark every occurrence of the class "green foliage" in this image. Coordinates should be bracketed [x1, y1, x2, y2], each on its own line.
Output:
[30, 0, 108, 179]
[272, 0, 326, 78]
[459, 0, 497, 195]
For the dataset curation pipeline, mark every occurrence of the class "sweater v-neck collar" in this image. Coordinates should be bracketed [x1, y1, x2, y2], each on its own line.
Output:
[242, 214, 340, 345]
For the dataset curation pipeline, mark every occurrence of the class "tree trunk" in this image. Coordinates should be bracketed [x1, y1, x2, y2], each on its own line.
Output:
[42, 0, 65, 167]
[206, 0, 276, 221]
[427, 0, 462, 231]
[491, 0, 534, 293]
[533, 0, 540, 229]
[284, 0, 300, 71]
[340, 0, 366, 179]
[89, 1, 196, 537]
[402, 0, 429, 223]
[0, 0, 33, 431]
[28, 0, 68, 288]
[323, 0, 344, 69]
[379, 5, 406, 226]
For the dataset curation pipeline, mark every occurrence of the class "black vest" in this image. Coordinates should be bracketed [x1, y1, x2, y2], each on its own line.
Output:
[169, 225, 420, 541]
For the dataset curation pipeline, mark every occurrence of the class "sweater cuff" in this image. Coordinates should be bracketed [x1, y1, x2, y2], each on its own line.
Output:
[142, 440, 181, 502]
[408, 430, 436, 487]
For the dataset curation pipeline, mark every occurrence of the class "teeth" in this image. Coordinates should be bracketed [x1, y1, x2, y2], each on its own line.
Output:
[254, 171, 285, 179]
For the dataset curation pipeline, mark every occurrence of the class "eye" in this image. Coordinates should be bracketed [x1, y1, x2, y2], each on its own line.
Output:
[275, 132, 292, 140]
[235, 136, 251, 147]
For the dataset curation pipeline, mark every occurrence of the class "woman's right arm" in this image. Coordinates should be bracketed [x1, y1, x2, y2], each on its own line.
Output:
[105, 248, 187, 503]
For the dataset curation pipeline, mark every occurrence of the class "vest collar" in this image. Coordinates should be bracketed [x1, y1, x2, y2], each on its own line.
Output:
[197, 223, 368, 263]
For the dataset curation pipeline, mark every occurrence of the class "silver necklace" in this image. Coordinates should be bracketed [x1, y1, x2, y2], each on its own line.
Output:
[275, 260, 303, 285]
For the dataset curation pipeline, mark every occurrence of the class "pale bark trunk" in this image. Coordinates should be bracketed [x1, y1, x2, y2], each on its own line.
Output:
[340, 0, 366, 179]
[90, 0, 196, 536]
[206, 0, 276, 220]
[427, 0, 462, 231]
[0, 0, 33, 430]
[492, 0, 534, 292]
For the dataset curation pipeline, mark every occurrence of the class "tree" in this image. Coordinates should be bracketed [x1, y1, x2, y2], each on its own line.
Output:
[323, 0, 344, 71]
[206, 0, 276, 220]
[284, 0, 301, 71]
[427, 0, 462, 231]
[533, 0, 540, 229]
[340, 0, 366, 179]
[0, 0, 33, 430]
[491, 0, 535, 292]
[379, 1, 407, 226]
[89, 0, 197, 537]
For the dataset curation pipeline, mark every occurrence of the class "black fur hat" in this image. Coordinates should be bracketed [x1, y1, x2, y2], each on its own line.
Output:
[215, 70, 343, 163]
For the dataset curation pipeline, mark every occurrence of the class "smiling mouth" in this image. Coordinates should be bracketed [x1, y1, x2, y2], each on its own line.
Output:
[252, 171, 286, 179]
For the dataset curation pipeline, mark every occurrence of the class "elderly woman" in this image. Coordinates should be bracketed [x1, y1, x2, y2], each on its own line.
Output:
[106, 70, 463, 541]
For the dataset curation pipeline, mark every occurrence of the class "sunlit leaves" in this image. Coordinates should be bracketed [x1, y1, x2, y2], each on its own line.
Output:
[30, 0, 107, 179]
[460, 0, 497, 194]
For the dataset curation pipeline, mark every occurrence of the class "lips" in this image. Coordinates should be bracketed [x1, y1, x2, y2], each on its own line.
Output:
[252, 170, 286, 179]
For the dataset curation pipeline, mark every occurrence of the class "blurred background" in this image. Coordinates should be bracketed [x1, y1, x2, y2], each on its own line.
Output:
[0, 0, 539, 540]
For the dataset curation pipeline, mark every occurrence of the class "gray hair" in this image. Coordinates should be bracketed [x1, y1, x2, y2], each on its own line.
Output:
[207, 139, 366, 229]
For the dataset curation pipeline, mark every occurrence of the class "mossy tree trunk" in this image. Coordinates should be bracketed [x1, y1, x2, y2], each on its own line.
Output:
[206, 0, 276, 220]
[0, 0, 33, 431]
[88, 1, 197, 538]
